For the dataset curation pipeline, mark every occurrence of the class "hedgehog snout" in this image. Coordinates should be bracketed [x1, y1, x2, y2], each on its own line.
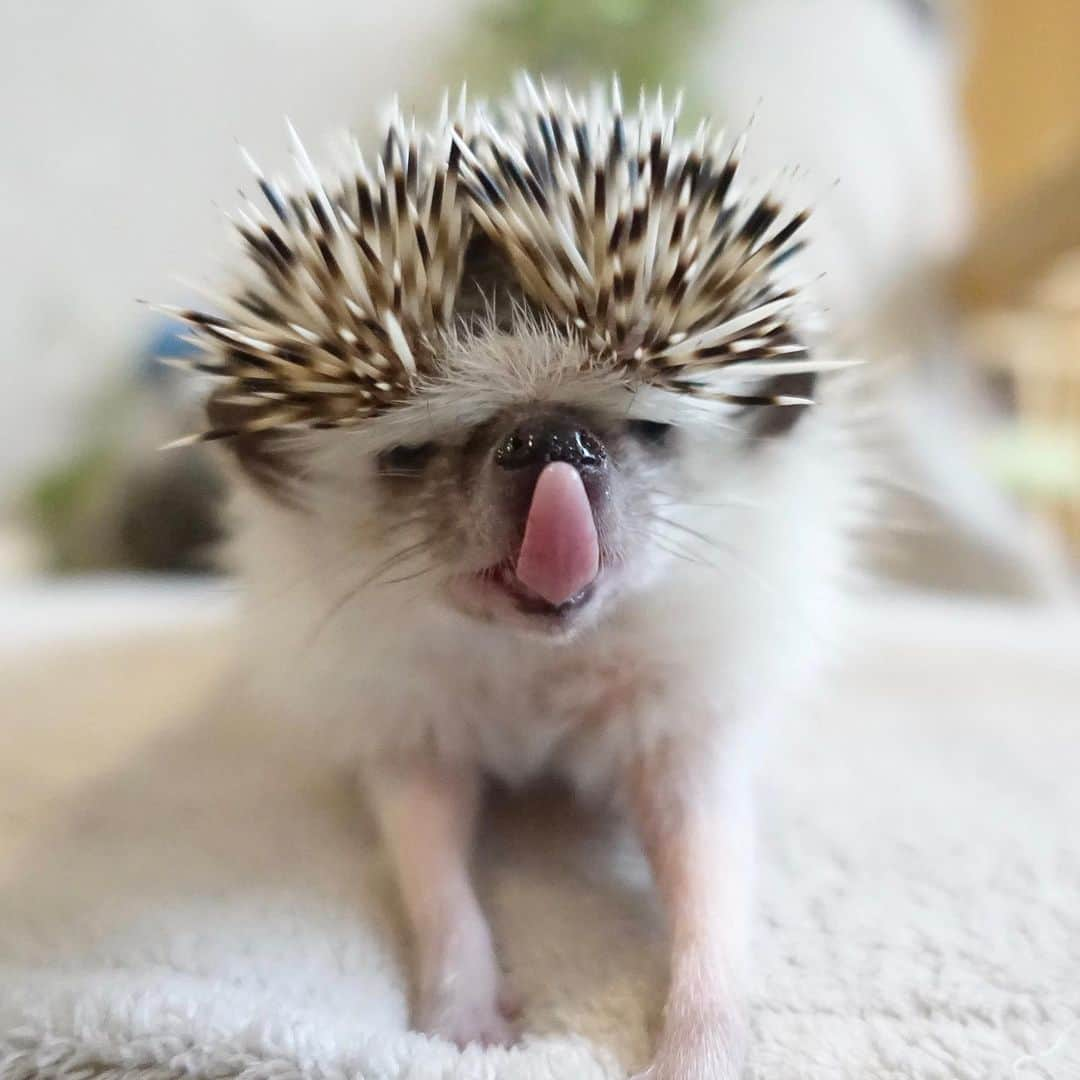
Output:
[473, 410, 606, 609]
[494, 415, 606, 474]
[488, 410, 610, 532]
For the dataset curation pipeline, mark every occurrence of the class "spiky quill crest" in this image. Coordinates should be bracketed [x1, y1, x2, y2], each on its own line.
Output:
[161, 77, 846, 445]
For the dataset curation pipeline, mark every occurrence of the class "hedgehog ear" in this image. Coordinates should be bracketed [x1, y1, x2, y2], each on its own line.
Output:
[746, 372, 816, 438]
[205, 387, 300, 506]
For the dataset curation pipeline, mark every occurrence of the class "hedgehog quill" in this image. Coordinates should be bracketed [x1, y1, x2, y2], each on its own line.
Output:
[167, 78, 863, 1079]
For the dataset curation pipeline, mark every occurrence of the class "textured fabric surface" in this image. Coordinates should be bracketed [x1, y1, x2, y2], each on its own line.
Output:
[0, 596, 1077, 1079]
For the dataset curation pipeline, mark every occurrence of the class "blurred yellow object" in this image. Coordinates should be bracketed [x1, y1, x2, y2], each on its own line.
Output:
[965, 0, 1080, 213]
[967, 250, 1080, 553]
[956, 148, 1080, 310]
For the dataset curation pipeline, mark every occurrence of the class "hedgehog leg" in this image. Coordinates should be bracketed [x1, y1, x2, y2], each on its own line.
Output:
[625, 744, 752, 1080]
[367, 757, 516, 1048]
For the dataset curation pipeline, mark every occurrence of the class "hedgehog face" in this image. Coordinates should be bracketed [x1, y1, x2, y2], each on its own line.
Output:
[217, 308, 811, 639]
[367, 388, 684, 636]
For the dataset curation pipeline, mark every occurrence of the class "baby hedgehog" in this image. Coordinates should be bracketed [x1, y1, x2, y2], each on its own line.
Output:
[165, 78, 862, 1080]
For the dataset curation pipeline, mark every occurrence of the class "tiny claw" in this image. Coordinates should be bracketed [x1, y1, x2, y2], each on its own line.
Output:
[498, 982, 524, 1020]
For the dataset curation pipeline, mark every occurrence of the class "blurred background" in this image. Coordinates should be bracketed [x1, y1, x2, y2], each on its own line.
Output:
[1, 0, 1079, 649]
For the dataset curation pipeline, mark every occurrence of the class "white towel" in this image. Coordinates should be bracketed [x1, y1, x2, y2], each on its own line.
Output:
[1, 596, 1078, 1079]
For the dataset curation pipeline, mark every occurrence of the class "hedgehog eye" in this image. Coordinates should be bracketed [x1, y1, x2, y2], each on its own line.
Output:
[379, 441, 438, 474]
[627, 419, 673, 447]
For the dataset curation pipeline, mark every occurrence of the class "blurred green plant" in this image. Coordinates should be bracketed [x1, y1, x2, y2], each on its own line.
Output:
[21, 373, 224, 574]
[982, 424, 1080, 500]
[22, 379, 132, 572]
[25, 446, 118, 571]
[460, 0, 709, 102]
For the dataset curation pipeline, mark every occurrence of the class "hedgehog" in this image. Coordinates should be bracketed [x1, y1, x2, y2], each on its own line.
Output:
[165, 78, 863, 1080]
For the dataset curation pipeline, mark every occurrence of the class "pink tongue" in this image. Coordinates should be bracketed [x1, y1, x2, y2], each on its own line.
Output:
[515, 462, 600, 606]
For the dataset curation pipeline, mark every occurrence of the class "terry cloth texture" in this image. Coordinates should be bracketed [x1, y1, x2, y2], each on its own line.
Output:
[0, 596, 1077, 1079]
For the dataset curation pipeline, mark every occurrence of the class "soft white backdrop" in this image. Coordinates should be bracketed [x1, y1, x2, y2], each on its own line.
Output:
[0, 0, 473, 500]
[0, 0, 968, 505]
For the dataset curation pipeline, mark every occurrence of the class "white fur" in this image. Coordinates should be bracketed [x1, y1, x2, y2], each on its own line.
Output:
[233, 375, 861, 794]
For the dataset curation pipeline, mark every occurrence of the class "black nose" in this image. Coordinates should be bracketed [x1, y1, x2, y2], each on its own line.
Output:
[494, 415, 606, 471]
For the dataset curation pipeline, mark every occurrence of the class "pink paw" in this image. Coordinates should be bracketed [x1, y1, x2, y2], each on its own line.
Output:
[418, 983, 520, 1049]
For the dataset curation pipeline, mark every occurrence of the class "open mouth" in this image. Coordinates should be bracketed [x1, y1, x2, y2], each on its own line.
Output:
[458, 460, 603, 623]
[477, 562, 597, 617]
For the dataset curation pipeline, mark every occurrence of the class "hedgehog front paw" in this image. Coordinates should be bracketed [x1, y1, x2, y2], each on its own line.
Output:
[416, 935, 520, 1050]
[418, 980, 518, 1048]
